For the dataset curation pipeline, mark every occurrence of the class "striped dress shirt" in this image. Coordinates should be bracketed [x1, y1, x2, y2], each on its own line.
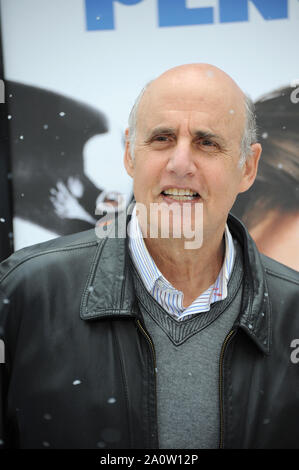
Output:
[128, 206, 235, 321]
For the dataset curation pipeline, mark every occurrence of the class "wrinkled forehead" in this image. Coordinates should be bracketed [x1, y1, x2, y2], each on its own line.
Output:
[137, 71, 246, 138]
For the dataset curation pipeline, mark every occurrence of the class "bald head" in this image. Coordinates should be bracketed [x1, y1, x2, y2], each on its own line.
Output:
[144, 64, 245, 113]
[128, 63, 256, 165]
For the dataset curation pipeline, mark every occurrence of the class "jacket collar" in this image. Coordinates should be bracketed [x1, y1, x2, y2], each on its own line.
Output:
[80, 212, 271, 355]
[227, 214, 271, 355]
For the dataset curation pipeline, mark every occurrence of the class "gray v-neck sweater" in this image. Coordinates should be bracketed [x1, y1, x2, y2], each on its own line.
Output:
[130, 240, 244, 449]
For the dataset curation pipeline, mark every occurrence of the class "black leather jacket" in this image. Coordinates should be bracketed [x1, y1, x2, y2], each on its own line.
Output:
[0, 214, 299, 449]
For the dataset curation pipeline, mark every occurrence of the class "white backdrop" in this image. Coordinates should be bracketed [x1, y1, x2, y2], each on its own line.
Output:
[1, 0, 299, 248]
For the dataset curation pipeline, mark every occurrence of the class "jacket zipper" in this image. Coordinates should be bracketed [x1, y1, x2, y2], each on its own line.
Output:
[136, 319, 158, 447]
[219, 329, 236, 449]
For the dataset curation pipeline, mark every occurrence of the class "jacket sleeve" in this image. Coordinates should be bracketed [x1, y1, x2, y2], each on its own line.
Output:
[0, 362, 9, 450]
[0, 286, 10, 449]
[0, 254, 22, 449]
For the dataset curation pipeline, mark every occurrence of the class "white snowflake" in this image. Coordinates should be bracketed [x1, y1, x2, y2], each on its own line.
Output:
[107, 397, 116, 404]
[72, 379, 81, 386]
[97, 441, 106, 448]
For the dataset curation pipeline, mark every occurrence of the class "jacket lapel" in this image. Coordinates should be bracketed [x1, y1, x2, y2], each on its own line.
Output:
[80, 215, 137, 320]
[228, 214, 271, 355]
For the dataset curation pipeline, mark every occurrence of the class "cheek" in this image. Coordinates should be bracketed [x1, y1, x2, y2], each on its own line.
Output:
[135, 157, 164, 183]
[132, 160, 160, 200]
[207, 167, 242, 201]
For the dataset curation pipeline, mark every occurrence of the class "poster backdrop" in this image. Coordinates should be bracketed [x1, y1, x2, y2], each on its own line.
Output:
[0, 23, 13, 262]
[0, 0, 298, 268]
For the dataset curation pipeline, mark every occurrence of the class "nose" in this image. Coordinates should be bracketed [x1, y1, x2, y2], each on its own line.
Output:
[166, 140, 196, 178]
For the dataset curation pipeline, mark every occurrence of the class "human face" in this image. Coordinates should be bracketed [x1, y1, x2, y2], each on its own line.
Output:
[125, 68, 260, 243]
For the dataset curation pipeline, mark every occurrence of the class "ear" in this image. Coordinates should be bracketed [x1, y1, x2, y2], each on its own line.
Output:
[238, 143, 262, 193]
[124, 128, 135, 178]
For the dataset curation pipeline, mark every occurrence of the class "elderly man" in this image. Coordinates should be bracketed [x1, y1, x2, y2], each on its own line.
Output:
[0, 64, 299, 450]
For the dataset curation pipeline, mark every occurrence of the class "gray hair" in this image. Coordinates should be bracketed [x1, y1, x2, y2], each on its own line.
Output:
[127, 82, 257, 166]
[127, 81, 152, 159]
[240, 94, 257, 166]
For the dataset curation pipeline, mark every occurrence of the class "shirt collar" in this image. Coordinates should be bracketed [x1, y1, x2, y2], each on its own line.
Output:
[128, 206, 162, 292]
[128, 205, 235, 297]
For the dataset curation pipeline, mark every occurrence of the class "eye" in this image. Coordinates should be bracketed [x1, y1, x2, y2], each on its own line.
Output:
[197, 138, 219, 151]
[154, 135, 170, 142]
[201, 139, 216, 146]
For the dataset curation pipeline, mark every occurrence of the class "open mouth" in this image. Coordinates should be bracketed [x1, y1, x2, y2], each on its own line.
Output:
[161, 188, 201, 201]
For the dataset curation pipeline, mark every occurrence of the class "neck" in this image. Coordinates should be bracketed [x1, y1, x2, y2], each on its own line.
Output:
[143, 229, 225, 307]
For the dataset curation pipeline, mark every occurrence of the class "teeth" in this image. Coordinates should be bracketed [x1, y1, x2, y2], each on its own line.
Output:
[168, 195, 194, 201]
[164, 188, 198, 196]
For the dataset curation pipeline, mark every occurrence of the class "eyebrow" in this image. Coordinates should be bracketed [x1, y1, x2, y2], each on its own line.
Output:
[145, 127, 176, 140]
[194, 130, 217, 138]
[193, 130, 225, 144]
[145, 127, 225, 144]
